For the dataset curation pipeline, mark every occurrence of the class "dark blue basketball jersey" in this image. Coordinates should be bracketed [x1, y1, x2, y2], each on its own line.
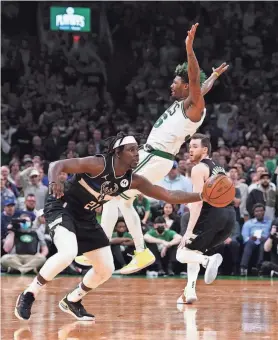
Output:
[44, 154, 132, 220]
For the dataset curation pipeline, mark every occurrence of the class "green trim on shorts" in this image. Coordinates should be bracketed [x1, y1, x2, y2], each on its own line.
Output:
[120, 192, 131, 200]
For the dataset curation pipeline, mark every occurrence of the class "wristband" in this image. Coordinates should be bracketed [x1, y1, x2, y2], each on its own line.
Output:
[199, 192, 203, 201]
[213, 71, 219, 77]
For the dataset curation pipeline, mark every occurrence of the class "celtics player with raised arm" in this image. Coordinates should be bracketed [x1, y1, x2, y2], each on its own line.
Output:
[15, 132, 210, 322]
[76, 24, 229, 274]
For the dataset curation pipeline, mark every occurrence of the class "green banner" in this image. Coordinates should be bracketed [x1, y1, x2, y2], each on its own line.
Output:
[50, 7, 91, 32]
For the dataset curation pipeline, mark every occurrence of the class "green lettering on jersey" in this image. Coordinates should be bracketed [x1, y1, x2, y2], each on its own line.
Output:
[153, 102, 182, 128]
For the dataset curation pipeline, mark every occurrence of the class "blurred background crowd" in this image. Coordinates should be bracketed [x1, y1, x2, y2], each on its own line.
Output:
[1, 2, 278, 278]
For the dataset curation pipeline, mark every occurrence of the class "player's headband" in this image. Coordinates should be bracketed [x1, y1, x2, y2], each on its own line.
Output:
[113, 136, 138, 149]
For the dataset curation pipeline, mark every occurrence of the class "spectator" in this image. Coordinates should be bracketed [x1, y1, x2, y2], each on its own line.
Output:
[92, 129, 105, 153]
[1, 174, 16, 211]
[229, 167, 249, 224]
[133, 193, 151, 226]
[157, 161, 192, 201]
[247, 172, 277, 220]
[22, 194, 37, 217]
[161, 203, 181, 234]
[240, 203, 271, 276]
[261, 218, 278, 277]
[144, 216, 182, 276]
[21, 169, 48, 210]
[1, 213, 48, 274]
[8, 159, 20, 187]
[248, 166, 276, 193]
[1, 165, 19, 197]
[110, 218, 134, 270]
[1, 199, 18, 243]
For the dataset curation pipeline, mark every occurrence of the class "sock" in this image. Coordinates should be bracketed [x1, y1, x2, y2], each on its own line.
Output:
[177, 248, 208, 267]
[67, 283, 91, 302]
[186, 263, 200, 293]
[119, 199, 145, 252]
[24, 276, 45, 297]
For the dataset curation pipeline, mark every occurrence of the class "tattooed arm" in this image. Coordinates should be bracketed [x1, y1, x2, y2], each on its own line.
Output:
[183, 23, 205, 122]
[130, 174, 204, 205]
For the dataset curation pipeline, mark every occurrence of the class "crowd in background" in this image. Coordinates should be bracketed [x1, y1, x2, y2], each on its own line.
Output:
[1, 2, 278, 277]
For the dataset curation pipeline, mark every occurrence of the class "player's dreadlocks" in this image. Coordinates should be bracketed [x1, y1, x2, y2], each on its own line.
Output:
[175, 62, 207, 85]
[105, 132, 143, 155]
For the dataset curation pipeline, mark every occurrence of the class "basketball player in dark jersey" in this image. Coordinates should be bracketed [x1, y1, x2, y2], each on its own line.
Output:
[176, 133, 236, 304]
[15, 132, 209, 321]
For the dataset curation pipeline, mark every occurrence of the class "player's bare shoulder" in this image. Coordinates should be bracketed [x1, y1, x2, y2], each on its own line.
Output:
[191, 162, 210, 182]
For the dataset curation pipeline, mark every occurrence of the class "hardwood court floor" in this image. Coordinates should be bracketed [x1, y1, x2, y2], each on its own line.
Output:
[1, 275, 278, 340]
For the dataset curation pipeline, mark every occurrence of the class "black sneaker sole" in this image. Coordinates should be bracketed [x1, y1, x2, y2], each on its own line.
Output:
[14, 294, 29, 321]
[59, 298, 95, 321]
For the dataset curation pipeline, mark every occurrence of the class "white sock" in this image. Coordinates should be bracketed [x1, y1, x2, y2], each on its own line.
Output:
[24, 277, 44, 297]
[67, 283, 89, 302]
[186, 263, 200, 293]
[177, 248, 208, 267]
[119, 199, 145, 252]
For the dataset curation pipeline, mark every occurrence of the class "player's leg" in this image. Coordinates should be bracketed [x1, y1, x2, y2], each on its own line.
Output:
[75, 198, 120, 266]
[15, 218, 78, 321]
[117, 152, 173, 274]
[60, 245, 114, 321]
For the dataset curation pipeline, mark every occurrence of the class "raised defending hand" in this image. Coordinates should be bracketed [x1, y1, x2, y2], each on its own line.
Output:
[185, 23, 199, 50]
[212, 63, 229, 77]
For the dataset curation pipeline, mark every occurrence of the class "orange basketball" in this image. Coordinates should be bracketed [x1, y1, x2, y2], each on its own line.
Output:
[203, 174, 235, 208]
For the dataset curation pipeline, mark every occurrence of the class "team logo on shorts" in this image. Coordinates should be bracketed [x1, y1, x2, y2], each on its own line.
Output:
[120, 179, 129, 188]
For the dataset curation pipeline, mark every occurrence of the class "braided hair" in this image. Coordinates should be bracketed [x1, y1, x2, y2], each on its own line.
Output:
[105, 132, 143, 155]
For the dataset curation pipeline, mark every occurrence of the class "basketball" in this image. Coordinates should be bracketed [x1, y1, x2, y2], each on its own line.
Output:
[203, 174, 235, 208]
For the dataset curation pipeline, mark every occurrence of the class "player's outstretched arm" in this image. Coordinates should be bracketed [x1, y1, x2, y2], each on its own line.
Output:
[201, 63, 229, 96]
[183, 23, 205, 122]
[131, 174, 204, 204]
[48, 157, 104, 198]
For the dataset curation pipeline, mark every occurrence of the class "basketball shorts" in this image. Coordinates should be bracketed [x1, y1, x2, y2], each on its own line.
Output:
[120, 148, 173, 201]
[45, 204, 110, 255]
[186, 206, 236, 254]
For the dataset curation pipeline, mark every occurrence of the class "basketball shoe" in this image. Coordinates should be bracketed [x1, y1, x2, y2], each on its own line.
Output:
[177, 285, 198, 305]
[59, 295, 95, 321]
[204, 253, 223, 284]
[118, 248, 155, 274]
[14, 292, 35, 320]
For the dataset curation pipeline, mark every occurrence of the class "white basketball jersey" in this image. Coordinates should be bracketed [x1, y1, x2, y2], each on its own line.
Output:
[146, 100, 206, 155]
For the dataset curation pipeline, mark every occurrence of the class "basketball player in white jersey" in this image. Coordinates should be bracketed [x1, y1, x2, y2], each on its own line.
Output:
[76, 24, 229, 274]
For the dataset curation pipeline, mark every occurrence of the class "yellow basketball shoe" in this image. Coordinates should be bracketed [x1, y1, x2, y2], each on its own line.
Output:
[119, 248, 155, 275]
[74, 255, 92, 267]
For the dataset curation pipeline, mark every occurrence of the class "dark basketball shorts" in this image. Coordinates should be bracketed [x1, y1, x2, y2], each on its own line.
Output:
[186, 206, 236, 254]
[45, 206, 109, 256]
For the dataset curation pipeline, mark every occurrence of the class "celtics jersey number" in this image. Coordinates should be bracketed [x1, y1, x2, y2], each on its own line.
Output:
[154, 102, 181, 128]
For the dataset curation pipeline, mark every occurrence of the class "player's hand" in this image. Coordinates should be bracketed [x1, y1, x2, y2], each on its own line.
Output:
[178, 234, 191, 249]
[224, 237, 232, 245]
[212, 63, 229, 77]
[49, 181, 65, 199]
[161, 246, 168, 258]
[185, 23, 199, 50]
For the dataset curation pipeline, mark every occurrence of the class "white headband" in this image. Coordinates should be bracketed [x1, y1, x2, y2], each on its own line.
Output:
[113, 136, 137, 149]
